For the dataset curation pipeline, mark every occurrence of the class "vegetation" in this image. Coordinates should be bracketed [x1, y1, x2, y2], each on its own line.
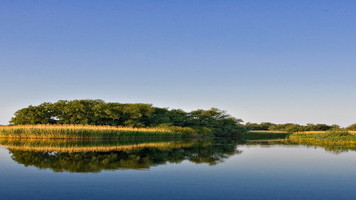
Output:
[245, 122, 276, 131]
[240, 129, 356, 147]
[0, 125, 205, 139]
[241, 131, 290, 140]
[245, 122, 340, 133]
[289, 130, 356, 145]
[9, 99, 246, 137]
[347, 123, 356, 131]
[9, 99, 356, 140]
[243, 123, 356, 146]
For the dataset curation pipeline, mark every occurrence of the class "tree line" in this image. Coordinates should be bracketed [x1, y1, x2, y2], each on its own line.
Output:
[10, 99, 246, 137]
[245, 122, 356, 133]
[9, 99, 356, 135]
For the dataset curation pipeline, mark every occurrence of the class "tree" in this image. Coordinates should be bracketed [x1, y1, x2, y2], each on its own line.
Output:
[10, 100, 246, 136]
[245, 122, 276, 130]
[10, 103, 56, 125]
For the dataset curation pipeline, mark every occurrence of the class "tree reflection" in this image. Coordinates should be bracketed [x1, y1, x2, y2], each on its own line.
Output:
[6, 139, 242, 173]
[247, 139, 356, 155]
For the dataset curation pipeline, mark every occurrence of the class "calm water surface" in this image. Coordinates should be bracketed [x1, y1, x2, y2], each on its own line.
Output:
[0, 139, 356, 200]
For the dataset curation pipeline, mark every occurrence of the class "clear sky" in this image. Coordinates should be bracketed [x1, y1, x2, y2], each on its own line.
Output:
[1, 0, 355, 126]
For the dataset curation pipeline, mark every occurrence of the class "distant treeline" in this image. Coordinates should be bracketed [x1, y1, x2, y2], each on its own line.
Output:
[10, 99, 246, 137]
[245, 122, 356, 133]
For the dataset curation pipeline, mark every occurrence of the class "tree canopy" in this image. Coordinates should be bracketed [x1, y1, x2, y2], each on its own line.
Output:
[10, 99, 246, 137]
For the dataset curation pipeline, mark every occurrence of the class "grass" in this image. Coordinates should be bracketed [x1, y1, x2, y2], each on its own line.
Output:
[244, 130, 356, 145]
[294, 130, 356, 134]
[289, 130, 356, 145]
[0, 124, 199, 139]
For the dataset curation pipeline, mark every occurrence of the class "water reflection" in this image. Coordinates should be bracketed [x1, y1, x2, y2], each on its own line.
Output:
[2, 139, 356, 200]
[246, 139, 356, 154]
[0, 139, 241, 173]
[2, 138, 356, 173]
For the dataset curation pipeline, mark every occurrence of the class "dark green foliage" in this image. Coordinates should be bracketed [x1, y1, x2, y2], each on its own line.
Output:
[241, 132, 290, 140]
[167, 109, 190, 127]
[10, 99, 246, 137]
[245, 122, 340, 133]
[267, 123, 336, 133]
[187, 108, 245, 137]
[10, 103, 58, 125]
[245, 122, 276, 131]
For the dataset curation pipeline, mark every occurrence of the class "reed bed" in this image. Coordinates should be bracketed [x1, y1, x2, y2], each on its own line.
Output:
[289, 131, 356, 145]
[0, 125, 193, 139]
[295, 131, 356, 134]
[295, 131, 327, 134]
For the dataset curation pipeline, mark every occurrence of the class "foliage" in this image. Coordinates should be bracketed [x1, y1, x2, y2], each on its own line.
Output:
[241, 132, 290, 140]
[9, 100, 246, 137]
[246, 122, 341, 133]
[267, 123, 338, 133]
[245, 122, 276, 131]
[0, 125, 194, 139]
[289, 130, 356, 145]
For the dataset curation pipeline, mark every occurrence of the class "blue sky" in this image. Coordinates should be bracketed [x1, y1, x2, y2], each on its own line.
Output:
[1, 0, 356, 126]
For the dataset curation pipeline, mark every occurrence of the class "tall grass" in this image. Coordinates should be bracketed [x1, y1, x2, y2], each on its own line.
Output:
[289, 130, 356, 145]
[0, 125, 197, 139]
[293, 130, 356, 134]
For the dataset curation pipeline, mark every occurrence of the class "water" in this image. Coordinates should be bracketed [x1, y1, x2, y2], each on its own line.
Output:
[0, 139, 356, 199]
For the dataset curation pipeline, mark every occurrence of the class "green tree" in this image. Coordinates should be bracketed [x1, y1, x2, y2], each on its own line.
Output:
[10, 103, 56, 125]
[10, 100, 246, 136]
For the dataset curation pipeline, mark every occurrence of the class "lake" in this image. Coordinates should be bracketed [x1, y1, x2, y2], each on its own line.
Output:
[0, 138, 356, 199]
